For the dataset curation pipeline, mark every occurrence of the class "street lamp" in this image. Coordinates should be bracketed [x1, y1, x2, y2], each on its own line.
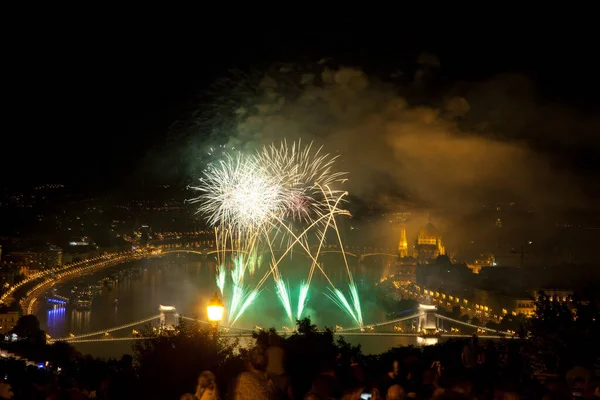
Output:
[207, 292, 224, 337]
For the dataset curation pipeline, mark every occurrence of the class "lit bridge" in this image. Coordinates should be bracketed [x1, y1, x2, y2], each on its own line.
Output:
[159, 247, 397, 262]
[48, 304, 518, 345]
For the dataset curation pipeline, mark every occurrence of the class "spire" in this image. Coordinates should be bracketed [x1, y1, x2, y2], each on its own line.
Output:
[398, 224, 408, 258]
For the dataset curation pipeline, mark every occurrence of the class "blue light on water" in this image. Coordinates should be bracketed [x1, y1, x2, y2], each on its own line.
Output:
[47, 307, 65, 318]
[47, 305, 66, 337]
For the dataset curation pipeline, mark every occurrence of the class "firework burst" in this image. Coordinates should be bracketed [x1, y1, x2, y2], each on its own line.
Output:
[188, 153, 285, 232]
[189, 140, 363, 328]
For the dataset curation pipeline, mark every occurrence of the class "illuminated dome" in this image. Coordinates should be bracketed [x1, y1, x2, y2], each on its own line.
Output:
[415, 222, 445, 261]
[417, 222, 440, 245]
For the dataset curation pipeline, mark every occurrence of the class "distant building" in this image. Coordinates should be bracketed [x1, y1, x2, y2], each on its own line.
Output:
[394, 219, 447, 284]
[413, 222, 445, 262]
[0, 310, 19, 334]
[395, 257, 417, 284]
[4, 248, 62, 270]
[416, 255, 473, 292]
[0, 270, 14, 287]
[466, 253, 495, 274]
[62, 249, 101, 264]
[472, 288, 536, 317]
[18, 266, 41, 278]
[532, 289, 573, 303]
[397, 224, 408, 258]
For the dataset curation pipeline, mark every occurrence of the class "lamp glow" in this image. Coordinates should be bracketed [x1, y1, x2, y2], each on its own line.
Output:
[207, 292, 225, 322]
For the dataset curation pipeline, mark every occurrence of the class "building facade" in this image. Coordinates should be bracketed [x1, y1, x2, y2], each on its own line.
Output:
[414, 223, 445, 262]
[0, 311, 19, 334]
[4, 248, 62, 270]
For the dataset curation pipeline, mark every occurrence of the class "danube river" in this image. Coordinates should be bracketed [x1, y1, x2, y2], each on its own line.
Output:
[36, 253, 420, 358]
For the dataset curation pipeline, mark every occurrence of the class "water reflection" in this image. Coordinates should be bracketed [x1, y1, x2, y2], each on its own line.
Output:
[71, 310, 91, 333]
[46, 306, 66, 337]
[36, 254, 412, 357]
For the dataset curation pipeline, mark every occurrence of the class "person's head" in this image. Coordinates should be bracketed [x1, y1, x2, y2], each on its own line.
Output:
[423, 369, 434, 384]
[311, 374, 337, 397]
[268, 332, 281, 347]
[387, 384, 405, 400]
[452, 381, 473, 396]
[180, 394, 195, 400]
[341, 386, 365, 400]
[120, 354, 133, 369]
[319, 357, 335, 374]
[248, 345, 268, 372]
[197, 371, 215, 390]
[504, 392, 520, 400]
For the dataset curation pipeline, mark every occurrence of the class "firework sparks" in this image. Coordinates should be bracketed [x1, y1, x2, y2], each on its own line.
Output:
[275, 277, 294, 326]
[349, 280, 364, 327]
[189, 140, 362, 328]
[296, 281, 310, 320]
[258, 140, 346, 225]
[325, 287, 359, 325]
[216, 268, 226, 296]
[188, 153, 285, 231]
[231, 289, 260, 325]
[228, 283, 245, 324]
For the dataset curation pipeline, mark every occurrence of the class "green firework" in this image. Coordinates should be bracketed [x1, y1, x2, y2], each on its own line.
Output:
[275, 278, 294, 326]
[325, 287, 359, 326]
[297, 281, 310, 320]
[232, 289, 260, 325]
[216, 267, 226, 296]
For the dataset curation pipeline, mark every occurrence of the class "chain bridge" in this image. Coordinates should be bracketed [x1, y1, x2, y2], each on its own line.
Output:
[47, 303, 517, 345]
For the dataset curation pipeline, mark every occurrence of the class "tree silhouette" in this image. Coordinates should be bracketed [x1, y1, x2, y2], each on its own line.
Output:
[48, 341, 80, 366]
[252, 327, 278, 347]
[283, 317, 360, 399]
[296, 317, 318, 335]
[132, 319, 244, 400]
[10, 315, 46, 345]
[527, 291, 600, 374]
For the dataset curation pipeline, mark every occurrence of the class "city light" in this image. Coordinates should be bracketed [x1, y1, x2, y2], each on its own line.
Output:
[207, 292, 225, 323]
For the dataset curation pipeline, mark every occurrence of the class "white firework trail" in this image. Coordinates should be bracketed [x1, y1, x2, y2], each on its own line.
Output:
[216, 268, 226, 296]
[274, 277, 294, 327]
[188, 153, 285, 232]
[188, 140, 362, 327]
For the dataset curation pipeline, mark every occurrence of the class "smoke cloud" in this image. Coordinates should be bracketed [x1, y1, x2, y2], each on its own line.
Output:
[148, 57, 599, 261]
[213, 65, 584, 216]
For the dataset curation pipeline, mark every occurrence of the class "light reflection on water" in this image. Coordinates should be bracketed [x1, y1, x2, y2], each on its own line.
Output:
[37, 254, 416, 357]
[46, 306, 66, 337]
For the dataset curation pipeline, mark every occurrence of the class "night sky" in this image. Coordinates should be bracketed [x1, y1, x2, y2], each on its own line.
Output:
[4, 23, 600, 196]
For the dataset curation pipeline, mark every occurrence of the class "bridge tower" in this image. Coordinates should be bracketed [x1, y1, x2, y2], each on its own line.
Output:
[417, 303, 439, 346]
[159, 305, 179, 331]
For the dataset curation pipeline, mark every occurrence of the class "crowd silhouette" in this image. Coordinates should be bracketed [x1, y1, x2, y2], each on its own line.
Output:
[0, 291, 598, 399]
